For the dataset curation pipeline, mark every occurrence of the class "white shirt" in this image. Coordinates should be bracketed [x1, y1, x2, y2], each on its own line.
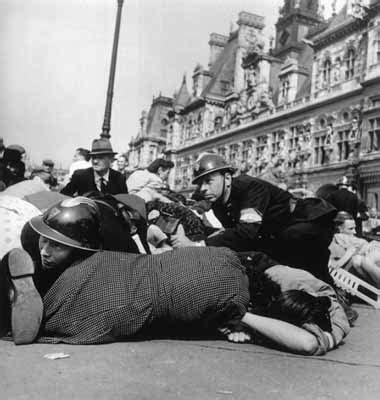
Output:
[68, 160, 92, 178]
[94, 170, 110, 191]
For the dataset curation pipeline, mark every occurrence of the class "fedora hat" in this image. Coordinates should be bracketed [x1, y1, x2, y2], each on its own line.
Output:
[89, 138, 117, 156]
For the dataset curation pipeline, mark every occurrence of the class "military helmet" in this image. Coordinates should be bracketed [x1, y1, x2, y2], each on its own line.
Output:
[192, 153, 235, 185]
[29, 197, 102, 251]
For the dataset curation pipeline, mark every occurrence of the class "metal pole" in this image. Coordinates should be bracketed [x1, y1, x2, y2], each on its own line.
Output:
[101, 0, 124, 139]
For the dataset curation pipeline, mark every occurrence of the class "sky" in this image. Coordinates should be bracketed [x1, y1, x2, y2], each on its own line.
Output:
[0, 0, 345, 168]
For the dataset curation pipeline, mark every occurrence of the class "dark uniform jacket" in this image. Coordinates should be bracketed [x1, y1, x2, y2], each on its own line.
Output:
[206, 175, 293, 251]
[61, 167, 128, 196]
[206, 175, 336, 253]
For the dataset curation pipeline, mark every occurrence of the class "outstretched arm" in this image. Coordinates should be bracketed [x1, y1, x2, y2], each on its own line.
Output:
[241, 312, 319, 355]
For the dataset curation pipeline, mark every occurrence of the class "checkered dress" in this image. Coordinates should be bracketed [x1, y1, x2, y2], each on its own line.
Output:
[38, 247, 249, 344]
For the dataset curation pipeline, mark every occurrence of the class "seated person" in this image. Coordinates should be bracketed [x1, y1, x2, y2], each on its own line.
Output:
[329, 211, 380, 288]
[0, 197, 348, 355]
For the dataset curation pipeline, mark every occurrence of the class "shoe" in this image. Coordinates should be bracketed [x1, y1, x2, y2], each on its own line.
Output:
[5, 249, 43, 344]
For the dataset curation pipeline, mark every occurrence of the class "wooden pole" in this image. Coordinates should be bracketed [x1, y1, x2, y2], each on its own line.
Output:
[101, 0, 124, 139]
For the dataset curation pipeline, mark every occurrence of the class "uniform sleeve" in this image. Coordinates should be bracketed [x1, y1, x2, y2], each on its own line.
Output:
[205, 182, 271, 251]
[205, 222, 260, 251]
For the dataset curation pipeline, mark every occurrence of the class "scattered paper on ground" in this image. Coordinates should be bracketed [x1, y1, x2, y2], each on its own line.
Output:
[43, 352, 70, 360]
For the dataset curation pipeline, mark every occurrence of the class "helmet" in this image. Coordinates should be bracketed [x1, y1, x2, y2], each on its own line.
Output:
[29, 197, 102, 251]
[192, 153, 235, 185]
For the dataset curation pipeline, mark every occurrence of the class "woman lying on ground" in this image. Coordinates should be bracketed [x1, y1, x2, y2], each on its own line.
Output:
[224, 262, 350, 355]
[329, 211, 380, 288]
[0, 197, 349, 355]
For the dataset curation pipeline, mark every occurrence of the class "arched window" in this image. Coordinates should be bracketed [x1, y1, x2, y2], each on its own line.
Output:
[345, 49, 356, 80]
[323, 59, 332, 85]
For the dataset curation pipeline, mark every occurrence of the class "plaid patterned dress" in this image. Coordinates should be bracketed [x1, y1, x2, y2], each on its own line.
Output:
[38, 247, 249, 344]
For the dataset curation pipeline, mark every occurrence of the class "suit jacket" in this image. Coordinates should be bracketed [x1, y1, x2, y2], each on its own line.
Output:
[61, 167, 128, 196]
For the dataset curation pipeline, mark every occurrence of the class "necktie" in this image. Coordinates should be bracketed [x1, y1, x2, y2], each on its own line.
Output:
[100, 177, 107, 193]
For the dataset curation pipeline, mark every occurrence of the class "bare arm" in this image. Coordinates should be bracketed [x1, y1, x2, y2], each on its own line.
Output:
[241, 312, 319, 355]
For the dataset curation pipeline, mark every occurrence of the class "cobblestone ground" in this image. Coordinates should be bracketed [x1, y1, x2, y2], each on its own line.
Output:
[1, 305, 380, 400]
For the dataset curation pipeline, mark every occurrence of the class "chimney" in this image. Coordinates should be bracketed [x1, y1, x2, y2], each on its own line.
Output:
[208, 33, 228, 68]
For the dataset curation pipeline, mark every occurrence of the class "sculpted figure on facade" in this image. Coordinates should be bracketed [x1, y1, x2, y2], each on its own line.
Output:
[348, 116, 361, 158]
[140, 110, 147, 134]
[229, 101, 239, 124]
[244, 29, 265, 55]
[258, 136, 272, 173]
[247, 91, 259, 115]
[237, 91, 248, 117]
[204, 108, 215, 133]
[274, 131, 289, 174]
[333, 58, 342, 82]
[259, 89, 275, 113]
[245, 65, 257, 89]
[324, 124, 335, 164]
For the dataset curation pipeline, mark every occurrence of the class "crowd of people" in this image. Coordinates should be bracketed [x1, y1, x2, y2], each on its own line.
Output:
[1, 135, 379, 357]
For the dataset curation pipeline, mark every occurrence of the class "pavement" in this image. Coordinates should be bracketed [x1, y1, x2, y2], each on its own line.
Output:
[1, 304, 380, 400]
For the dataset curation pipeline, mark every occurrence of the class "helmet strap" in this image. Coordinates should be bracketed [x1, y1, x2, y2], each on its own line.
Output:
[217, 172, 231, 205]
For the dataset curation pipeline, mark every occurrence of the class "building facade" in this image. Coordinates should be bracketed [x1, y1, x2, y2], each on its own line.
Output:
[130, 0, 380, 210]
[128, 95, 172, 169]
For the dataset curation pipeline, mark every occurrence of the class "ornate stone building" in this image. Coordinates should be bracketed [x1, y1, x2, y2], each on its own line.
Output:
[128, 95, 172, 169]
[131, 0, 380, 210]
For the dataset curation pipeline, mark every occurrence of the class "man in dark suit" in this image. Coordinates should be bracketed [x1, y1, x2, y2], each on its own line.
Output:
[61, 138, 128, 196]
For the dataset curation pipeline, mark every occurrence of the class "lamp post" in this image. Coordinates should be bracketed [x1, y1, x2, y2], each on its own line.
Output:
[101, 0, 124, 139]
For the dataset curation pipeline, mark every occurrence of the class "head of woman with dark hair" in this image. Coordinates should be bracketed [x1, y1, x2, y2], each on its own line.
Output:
[265, 290, 332, 333]
[147, 159, 174, 182]
[249, 271, 332, 333]
[315, 183, 338, 201]
[334, 210, 356, 235]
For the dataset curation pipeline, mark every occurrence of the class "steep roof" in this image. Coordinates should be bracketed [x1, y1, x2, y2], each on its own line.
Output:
[201, 33, 239, 98]
[309, 3, 363, 45]
[173, 75, 191, 108]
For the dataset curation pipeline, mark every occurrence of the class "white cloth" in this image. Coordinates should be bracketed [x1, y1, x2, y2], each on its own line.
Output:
[68, 160, 92, 178]
[3, 177, 49, 198]
[0, 195, 41, 258]
[127, 170, 165, 194]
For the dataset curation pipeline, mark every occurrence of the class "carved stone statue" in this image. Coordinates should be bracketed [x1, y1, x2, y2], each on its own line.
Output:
[297, 131, 312, 169]
[275, 134, 289, 169]
[237, 91, 248, 116]
[259, 89, 275, 113]
[333, 59, 341, 82]
[348, 116, 361, 158]
[246, 65, 257, 89]
[324, 125, 335, 164]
